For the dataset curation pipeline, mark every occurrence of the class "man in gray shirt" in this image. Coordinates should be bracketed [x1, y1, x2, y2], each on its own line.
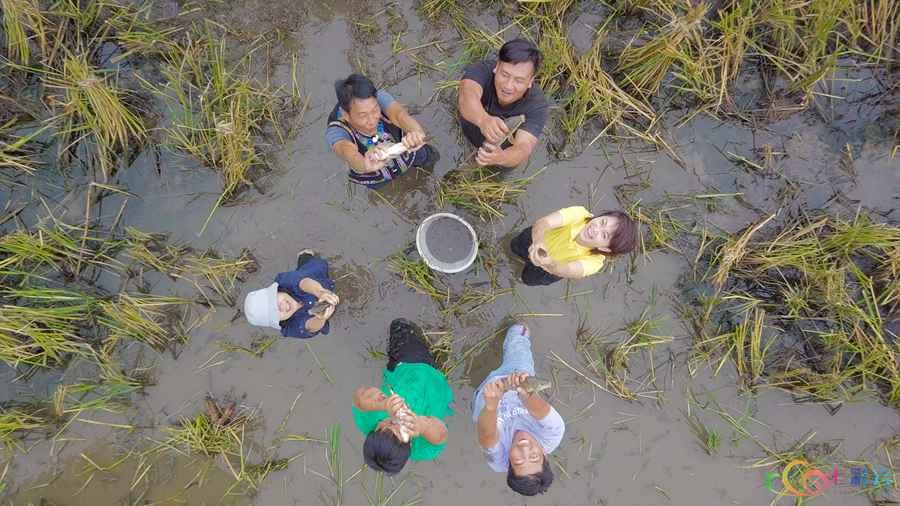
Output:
[325, 74, 438, 188]
[473, 323, 564, 496]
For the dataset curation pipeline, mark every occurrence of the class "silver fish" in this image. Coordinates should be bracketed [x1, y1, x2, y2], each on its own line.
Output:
[381, 142, 409, 159]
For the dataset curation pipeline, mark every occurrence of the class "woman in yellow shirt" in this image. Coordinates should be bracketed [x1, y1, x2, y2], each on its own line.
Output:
[510, 206, 637, 286]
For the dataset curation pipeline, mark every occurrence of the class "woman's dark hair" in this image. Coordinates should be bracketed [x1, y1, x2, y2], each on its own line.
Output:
[363, 428, 411, 475]
[498, 38, 542, 74]
[335, 74, 378, 113]
[507, 458, 553, 496]
[584, 210, 638, 256]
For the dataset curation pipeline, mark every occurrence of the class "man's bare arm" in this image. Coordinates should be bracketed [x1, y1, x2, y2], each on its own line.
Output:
[458, 79, 488, 127]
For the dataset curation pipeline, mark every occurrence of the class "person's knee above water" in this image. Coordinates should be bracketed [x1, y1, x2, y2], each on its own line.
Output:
[326, 74, 438, 188]
[243, 250, 339, 338]
[511, 206, 638, 286]
[457, 38, 549, 168]
[352, 318, 453, 474]
[472, 324, 563, 496]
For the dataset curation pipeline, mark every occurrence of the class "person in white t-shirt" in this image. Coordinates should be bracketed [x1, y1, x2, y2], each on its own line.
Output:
[472, 323, 565, 496]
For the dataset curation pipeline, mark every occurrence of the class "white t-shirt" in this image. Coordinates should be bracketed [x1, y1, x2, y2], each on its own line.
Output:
[483, 391, 565, 472]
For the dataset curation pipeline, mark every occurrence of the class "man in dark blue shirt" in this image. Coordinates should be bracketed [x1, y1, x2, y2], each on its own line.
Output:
[243, 251, 339, 339]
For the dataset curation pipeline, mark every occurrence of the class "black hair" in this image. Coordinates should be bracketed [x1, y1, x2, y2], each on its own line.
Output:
[498, 38, 542, 74]
[507, 457, 553, 496]
[334, 74, 378, 113]
[363, 428, 411, 475]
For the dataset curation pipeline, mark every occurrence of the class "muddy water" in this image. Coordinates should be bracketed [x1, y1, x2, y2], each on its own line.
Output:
[3, 0, 900, 505]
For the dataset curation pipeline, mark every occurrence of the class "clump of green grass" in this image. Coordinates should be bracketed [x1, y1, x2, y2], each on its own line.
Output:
[452, 16, 506, 64]
[218, 335, 278, 358]
[325, 423, 344, 505]
[703, 214, 900, 406]
[438, 167, 544, 221]
[105, 3, 182, 61]
[146, 32, 278, 233]
[513, 0, 576, 98]
[124, 227, 185, 274]
[558, 32, 665, 151]
[743, 0, 896, 104]
[442, 286, 513, 317]
[0, 121, 51, 175]
[711, 0, 755, 89]
[876, 246, 899, 317]
[1, 0, 47, 63]
[0, 409, 45, 450]
[711, 214, 776, 288]
[163, 396, 252, 457]
[423, 331, 457, 376]
[387, 253, 446, 301]
[627, 202, 685, 255]
[847, 0, 899, 62]
[183, 249, 257, 306]
[124, 229, 257, 305]
[0, 287, 97, 367]
[617, 1, 709, 99]
[98, 293, 191, 352]
[0, 221, 124, 279]
[42, 380, 137, 426]
[577, 308, 672, 401]
[693, 307, 773, 389]
[420, 0, 463, 22]
[683, 409, 720, 456]
[45, 54, 147, 179]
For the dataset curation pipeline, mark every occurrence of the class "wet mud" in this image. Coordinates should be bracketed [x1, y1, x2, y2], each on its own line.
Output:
[1, 0, 899, 505]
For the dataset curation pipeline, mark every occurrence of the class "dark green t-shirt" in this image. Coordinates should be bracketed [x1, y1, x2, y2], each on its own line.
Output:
[352, 363, 454, 461]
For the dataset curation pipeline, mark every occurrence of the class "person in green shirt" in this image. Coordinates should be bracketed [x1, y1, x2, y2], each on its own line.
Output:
[352, 318, 454, 474]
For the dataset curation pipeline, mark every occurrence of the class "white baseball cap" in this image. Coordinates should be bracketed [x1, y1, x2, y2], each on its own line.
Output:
[243, 282, 280, 329]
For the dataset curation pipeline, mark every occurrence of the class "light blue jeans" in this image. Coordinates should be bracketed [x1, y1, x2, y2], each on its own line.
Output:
[471, 324, 536, 423]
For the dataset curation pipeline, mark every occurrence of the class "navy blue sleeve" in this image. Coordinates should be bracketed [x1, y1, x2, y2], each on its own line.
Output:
[275, 259, 334, 339]
[281, 314, 332, 338]
[274, 270, 304, 297]
[520, 93, 549, 139]
[296, 257, 335, 290]
[462, 61, 493, 91]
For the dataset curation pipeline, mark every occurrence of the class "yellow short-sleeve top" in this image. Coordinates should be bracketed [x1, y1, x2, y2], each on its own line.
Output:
[543, 206, 607, 277]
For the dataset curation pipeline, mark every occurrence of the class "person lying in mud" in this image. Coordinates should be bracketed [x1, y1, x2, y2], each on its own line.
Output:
[326, 74, 439, 188]
[511, 206, 637, 286]
[457, 38, 549, 168]
[243, 250, 339, 338]
[473, 323, 563, 496]
[353, 318, 453, 474]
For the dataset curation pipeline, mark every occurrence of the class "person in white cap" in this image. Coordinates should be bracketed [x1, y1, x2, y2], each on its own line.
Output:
[243, 250, 339, 338]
